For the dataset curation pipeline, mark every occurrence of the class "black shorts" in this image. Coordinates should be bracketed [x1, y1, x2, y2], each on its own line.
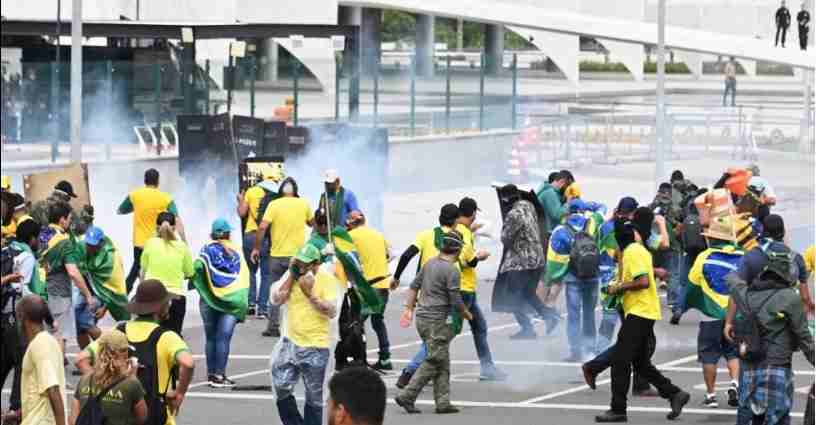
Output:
[697, 320, 738, 364]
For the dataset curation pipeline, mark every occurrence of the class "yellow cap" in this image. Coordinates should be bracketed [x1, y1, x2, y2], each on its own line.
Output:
[0, 176, 10, 191]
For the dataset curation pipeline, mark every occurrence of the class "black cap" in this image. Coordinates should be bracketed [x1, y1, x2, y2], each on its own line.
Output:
[458, 197, 480, 217]
[54, 180, 78, 198]
[762, 214, 785, 240]
[616, 197, 638, 214]
[440, 204, 460, 223]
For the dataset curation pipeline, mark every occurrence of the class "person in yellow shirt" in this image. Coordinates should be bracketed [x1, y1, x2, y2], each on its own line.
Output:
[251, 179, 313, 337]
[74, 279, 195, 425]
[17, 295, 66, 425]
[270, 244, 338, 425]
[588, 218, 690, 423]
[237, 169, 286, 317]
[347, 211, 394, 370]
[1, 193, 33, 243]
[140, 212, 193, 336]
[119, 169, 182, 294]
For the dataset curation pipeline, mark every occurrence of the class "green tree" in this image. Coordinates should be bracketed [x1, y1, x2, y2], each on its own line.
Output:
[381, 11, 415, 42]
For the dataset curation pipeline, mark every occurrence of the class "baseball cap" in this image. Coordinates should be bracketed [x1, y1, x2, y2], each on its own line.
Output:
[439, 203, 461, 222]
[294, 244, 322, 264]
[323, 169, 339, 183]
[84, 226, 105, 246]
[54, 180, 78, 198]
[458, 197, 480, 217]
[616, 197, 639, 214]
[568, 198, 589, 213]
[211, 218, 233, 235]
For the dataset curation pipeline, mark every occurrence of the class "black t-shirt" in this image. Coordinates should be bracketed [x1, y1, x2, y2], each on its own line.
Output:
[798, 10, 811, 27]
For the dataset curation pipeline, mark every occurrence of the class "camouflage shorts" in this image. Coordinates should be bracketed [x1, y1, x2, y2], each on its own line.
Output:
[271, 338, 330, 407]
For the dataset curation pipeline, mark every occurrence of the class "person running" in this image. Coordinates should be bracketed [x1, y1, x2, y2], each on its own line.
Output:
[492, 184, 553, 339]
[270, 244, 338, 425]
[327, 367, 386, 425]
[139, 212, 193, 336]
[191, 219, 249, 388]
[319, 169, 360, 228]
[724, 215, 814, 425]
[346, 211, 394, 371]
[547, 199, 603, 361]
[686, 216, 743, 408]
[119, 169, 182, 294]
[251, 177, 313, 338]
[237, 168, 285, 317]
[394, 230, 471, 415]
[40, 201, 96, 353]
[591, 219, 690, 423]
[30, 180, 94, 237]
[69, 329, 147, 425]
[75, 279, 195, 425]
[17, 295, 66, 425]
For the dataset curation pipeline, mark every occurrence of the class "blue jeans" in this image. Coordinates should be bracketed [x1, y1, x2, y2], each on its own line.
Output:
[272, 338, 329, 425]
[406, 293, 496, 374]
[564, 275, 599, 357]
[669, 252, 691, 315]
[199, 299, 238, 376]
[243, 231, 270, 314]
[598, 309, 619, 351]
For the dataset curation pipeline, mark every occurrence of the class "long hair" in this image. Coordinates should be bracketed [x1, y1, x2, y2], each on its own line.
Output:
[91, 345, 129, 390]
[158, 221, 176, 243]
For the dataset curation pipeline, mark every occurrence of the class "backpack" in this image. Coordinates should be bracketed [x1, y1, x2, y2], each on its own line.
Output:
[733, 290, 777, 363]
[74, 377, 126, 425]
[681, 213, 707, 255]
[567, 223, 600, 279]
[758, 242, 796, 286]
[0, 244, 24, 316]
[117, 322, 172, 425]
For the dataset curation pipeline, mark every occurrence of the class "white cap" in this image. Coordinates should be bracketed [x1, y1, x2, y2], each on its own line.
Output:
[323, 169, 339, 183]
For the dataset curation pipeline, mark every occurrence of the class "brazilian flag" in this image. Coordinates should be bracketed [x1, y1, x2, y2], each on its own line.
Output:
[191, 241, 250, 321]
[686, 245, 743, 320]
[77, 236, 130, 321]
[328, 226, 385, 317]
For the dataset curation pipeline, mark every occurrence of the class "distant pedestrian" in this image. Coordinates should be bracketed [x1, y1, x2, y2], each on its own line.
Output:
[69, 329, 148, 425]
[119, 169, 183, 294]
[723, 58, 737, 107]
[776, 0, 792, 47]
[139, 212, 193, 336]
[327, 367, 386, 425]
[799, 2, 811, 50]
[395, 230, 471, 415]
[18, 295, 66, 425]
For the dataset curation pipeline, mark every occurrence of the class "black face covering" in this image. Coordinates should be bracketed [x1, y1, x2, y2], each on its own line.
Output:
[614, 219, 637, 252]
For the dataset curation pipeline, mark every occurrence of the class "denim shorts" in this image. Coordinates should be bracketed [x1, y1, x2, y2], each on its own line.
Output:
[698, 320, 738, 364]
[72, 286, 100, 333]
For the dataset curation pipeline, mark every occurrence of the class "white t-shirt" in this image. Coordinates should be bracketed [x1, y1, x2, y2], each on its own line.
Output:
[2, 249, 35, 314]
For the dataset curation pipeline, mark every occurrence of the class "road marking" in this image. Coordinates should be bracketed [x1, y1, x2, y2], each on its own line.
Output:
[182, 392, 805, 418]
[518, 354, 698, 404]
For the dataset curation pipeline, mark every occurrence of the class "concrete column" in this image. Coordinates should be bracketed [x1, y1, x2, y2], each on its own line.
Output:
[415, 14, 435, 77]
[361, 8, 382, 76]
[484, 24, 504, 76]
[263, 39, 278, 82]
[456, 19, 464, 51]
[339, 6, 361, 75]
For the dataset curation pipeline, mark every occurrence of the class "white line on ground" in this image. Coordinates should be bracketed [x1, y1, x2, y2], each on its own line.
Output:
[182, 392, 805, 418]
[518, 354, 699, 404]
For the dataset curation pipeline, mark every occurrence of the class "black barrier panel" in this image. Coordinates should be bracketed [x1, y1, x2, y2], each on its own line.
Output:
[233, 115, 264, 159]
[262, 121, 287, 157]
[209, 113, 233, 157]
[177, 114, 211, 174]
[285, 126, 309, 156]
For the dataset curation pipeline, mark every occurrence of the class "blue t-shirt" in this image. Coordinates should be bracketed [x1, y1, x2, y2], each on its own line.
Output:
[736, 240, 807, 285]
[326, 189, 360, 226]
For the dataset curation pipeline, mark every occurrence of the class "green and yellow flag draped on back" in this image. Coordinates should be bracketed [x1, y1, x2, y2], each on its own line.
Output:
[321, 226, 385, 317]
[191, 240, 250, 321]
[77, 236, 130, 321]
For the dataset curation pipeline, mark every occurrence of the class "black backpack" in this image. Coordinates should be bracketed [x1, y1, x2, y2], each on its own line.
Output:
[0, 244, 24, 315]
[567, 223, 600, 279]
[733, 290, 777, 363]
[74, 377, 126, 425]
[758, 243, 797, 286]
[681, 214, 707, 255]
[117, 322, 172, 425]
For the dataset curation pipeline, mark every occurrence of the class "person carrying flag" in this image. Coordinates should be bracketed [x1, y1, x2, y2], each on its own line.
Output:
[190, 218, 249, 388]
[685, 215, 743, 408]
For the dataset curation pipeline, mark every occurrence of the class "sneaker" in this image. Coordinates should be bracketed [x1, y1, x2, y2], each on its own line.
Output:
[247, 305, 256, 316]
[669, 311, 682, 326]
[435, 405, 460, 414]
[209, 374, 236, 389]
[373, 359, 393, 371]
[394, 397, 421, 414]
[479, 367, 509, 382]
[262, 327, 281, 338]
[727, 385, 739, 407]
[509, 329, 537, 340]
[595, 410, 627, 423]
[702, 394, 718, 408]
[396, 370, 413, 389]
[581, 364, 597, 390]
[667, 391, 690, 419]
